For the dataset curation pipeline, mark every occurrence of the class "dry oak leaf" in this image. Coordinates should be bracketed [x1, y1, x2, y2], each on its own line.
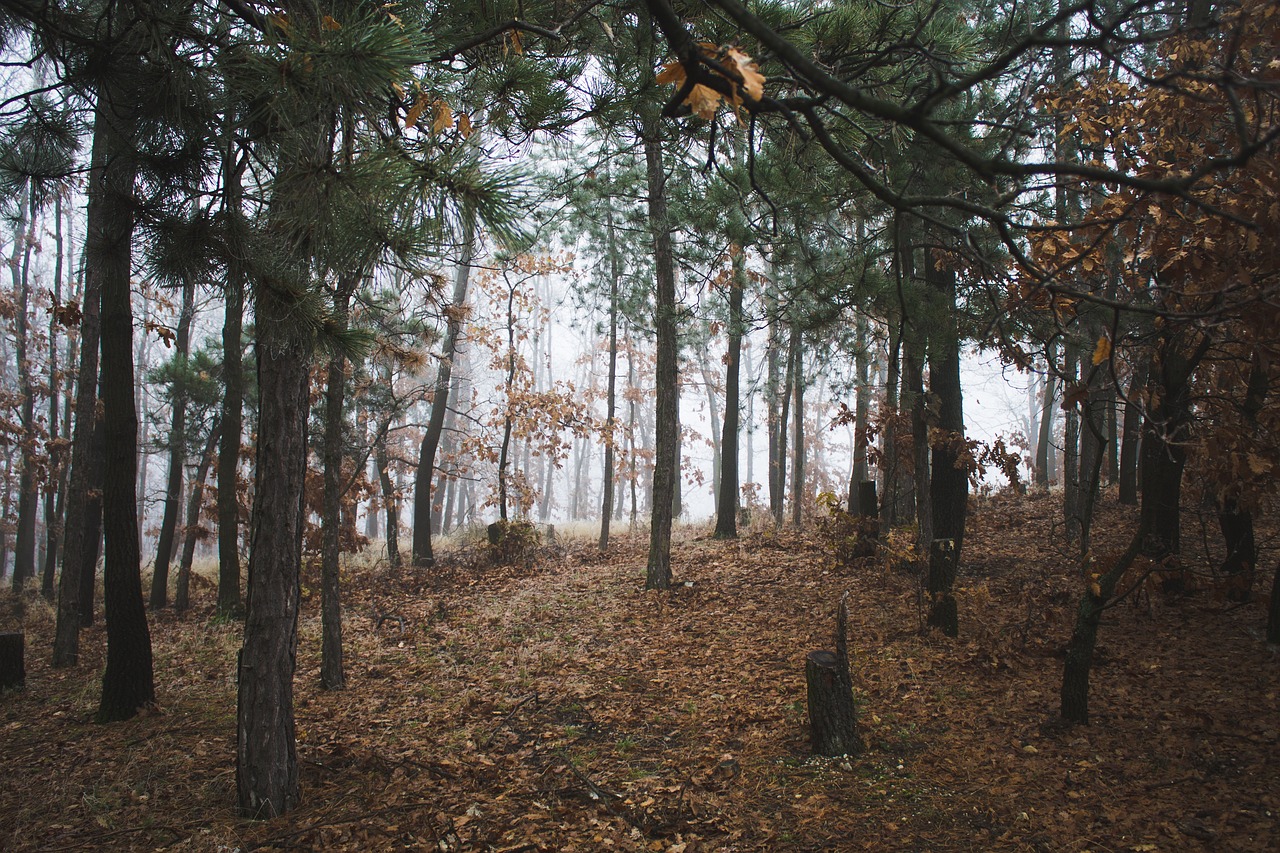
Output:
[1091, 334, 1112, 365]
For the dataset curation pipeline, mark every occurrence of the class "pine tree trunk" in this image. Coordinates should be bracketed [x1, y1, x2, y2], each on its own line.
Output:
[774, 319, 796, 530]
[1077, 352, 1108, 555]
[927, 256, 967, 593]
[412, 206, 475, 566]
[80, 418, 105, 627]
[41, 194, 68, 602]
[904, 323, 931, 549]
[1117, 358, 1146, 506]
[880, 309, 902, 533]
[150, 275, 196, 609]
[175, 420, 220, 614]
[644, 127, 677, 590]
[11, 187, 38, 593]
[375, 420, 401, 570]
[600, 204, 621, 549]
[714, 253, 744, 539]
[320, 275, 358, 690]
[237, 278, 310, 818]
[791, 332, 805, 527]
[1036, 343, 1058, 489]
[217, 133, 246, 619]
[1063, 345, 1081, 541]
[92, 77, 155, 722]
[848, 315, 870, 514]
[56, 199, 99, 655]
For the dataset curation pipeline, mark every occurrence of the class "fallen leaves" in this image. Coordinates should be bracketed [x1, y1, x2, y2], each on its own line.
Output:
[2, 494, 1278, 850]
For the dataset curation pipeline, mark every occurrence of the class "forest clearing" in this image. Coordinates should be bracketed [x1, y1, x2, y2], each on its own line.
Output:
[3, 492, 1277, 852]
[4, 1, 1280, 849]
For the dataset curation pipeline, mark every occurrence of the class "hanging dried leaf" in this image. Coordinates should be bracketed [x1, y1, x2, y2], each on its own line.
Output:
[1091, 335, 1112, 365]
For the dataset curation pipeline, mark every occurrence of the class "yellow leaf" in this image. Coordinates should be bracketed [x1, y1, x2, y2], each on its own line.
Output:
[1090, 581, 1102, 598]
[1091, 335, 1112, 365]
[506, 29, 523, 56]
[321, 14, 341, 31]
[433, 101, 453, 134]
[457, 112, 474, 138]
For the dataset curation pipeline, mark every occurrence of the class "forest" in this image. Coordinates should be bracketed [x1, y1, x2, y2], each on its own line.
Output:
[0, 0, 1278, 850]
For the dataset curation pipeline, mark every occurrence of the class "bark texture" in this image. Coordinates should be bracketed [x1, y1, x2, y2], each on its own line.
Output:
[644, 128, 677, 590]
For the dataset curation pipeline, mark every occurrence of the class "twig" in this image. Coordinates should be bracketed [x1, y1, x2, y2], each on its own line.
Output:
[554, 749, 619, 802]
[479, 692, 539, 748]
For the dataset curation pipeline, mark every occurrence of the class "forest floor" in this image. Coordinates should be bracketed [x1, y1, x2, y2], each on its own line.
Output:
[1, 491, 1278, 852]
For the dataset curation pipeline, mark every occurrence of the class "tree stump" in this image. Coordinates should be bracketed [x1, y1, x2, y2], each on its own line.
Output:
[926, 538, 959, 637]
[487, 521, 504, 546]
[0, 633, 25, 690]
[805, 598, 863, 756]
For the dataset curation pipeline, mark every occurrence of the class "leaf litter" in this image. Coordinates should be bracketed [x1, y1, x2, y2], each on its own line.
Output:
[1, 491, 1277, 851]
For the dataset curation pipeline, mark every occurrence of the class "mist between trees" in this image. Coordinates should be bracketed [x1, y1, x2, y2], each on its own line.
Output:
[0, 0, 1277, 824]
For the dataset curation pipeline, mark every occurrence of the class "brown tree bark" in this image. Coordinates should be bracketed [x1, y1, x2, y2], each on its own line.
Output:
[643, 125, 678, 590]
[10, 185, 38, 594]
[175, 420, 220, 614]
[217, 134, 247, 620]
[320, 274, 358, 690]
[412, 206, 475, 566]
[713, 250, 745, 539]
[600, 202, 621, 549]
[150, 274, 196, 609]
[237, 277, 311, 817]
[1117, 357, 1146, 506]
[93, 74, 155, 722]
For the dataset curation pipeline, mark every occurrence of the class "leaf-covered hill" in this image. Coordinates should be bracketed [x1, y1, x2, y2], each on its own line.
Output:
[2, 492, 1276, 851]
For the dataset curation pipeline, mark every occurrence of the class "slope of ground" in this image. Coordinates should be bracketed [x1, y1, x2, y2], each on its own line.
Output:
[1, 492, 1277, 851]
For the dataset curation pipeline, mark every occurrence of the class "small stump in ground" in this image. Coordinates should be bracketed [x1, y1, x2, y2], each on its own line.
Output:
[0, 633, 25, 690]
[805, 651, 861, 755]
[805, 597, 863, 756]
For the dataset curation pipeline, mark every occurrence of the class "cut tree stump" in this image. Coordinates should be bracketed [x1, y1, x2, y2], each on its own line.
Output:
[0, 633, 25, 690]
[805, 597, 863, 756]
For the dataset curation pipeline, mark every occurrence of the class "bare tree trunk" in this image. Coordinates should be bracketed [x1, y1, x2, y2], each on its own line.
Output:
[1035, 342, 1058, 489]
[714, 251, 744, 538]
[774, 319, 796, 530]
[237, 277, 310, 815]
[599, 204, 621, 549]
[175, 420, 221, 613]
[217, 121, 247, 619]
[1062, 345, 1081, 541]
[91, 78, 155, 722]
[150, 275, 196, 609]
[848, 315, 870, 514]
[1117, 357, 1146, 506]
[791, 329, 805, 527]
[374, 411, 401, 570]
[412, 206, 475, 566]
[41, 194, 68, 601]
[903, 322, 931, 549]
[643, 126, 678, 590]
[10, 185, 38, 593]
[320, 273, 358, 690]
[925, 257, 967, 633]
